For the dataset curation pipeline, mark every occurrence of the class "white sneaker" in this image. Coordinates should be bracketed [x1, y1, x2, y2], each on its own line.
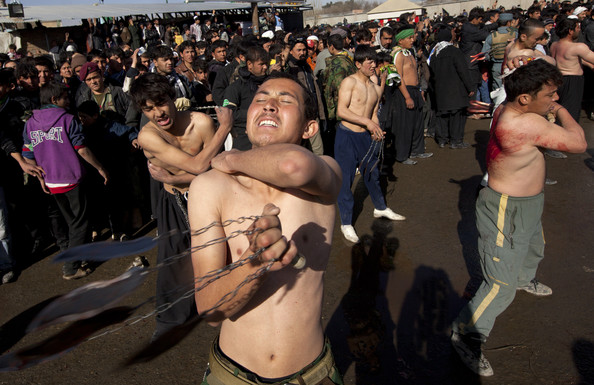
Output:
[340, 225, 360, 243]
[373, 208, 406, 221]
[517, 279, 553, 296]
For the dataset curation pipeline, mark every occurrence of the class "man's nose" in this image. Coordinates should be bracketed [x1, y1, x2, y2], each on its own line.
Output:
[263, 99, 278, 112]
[553, 92, 559, 102]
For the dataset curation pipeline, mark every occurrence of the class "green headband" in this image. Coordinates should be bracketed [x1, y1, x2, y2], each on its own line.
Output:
[395, 29, 415, 42]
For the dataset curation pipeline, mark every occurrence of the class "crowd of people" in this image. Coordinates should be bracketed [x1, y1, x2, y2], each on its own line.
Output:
[0, 1, 591, 381]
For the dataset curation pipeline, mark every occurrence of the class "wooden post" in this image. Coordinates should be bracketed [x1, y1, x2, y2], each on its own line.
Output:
[251, 2, 259, 36]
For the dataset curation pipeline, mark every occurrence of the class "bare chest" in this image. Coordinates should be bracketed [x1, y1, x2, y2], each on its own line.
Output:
[351, 82, 379, 113]
[220, 183, 334, 271]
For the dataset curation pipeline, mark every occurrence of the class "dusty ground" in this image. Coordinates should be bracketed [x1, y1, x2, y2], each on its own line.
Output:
[1, 117, 593, 385]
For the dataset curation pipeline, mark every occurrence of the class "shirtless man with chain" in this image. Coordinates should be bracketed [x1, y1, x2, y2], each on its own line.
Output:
[550, 17, 594, 121]
[130, 73, 231, 339]
[504, 19, 555, 67]
[451, 60, 586, 377]
[189, 73, 344, 385]
[392, 27, 432, 164]
[335, 45, 405, 243]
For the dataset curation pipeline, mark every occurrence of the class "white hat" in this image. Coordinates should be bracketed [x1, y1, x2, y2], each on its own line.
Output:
[66, 44, 76, 52]
[573, 6, 587, 15]
[262, 30, 274, 39]
[307, 35, 319, 41]
[568, 15, 579, 19]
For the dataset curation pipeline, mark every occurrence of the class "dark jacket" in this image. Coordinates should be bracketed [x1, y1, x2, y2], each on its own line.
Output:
[459, 22, 494, 81]
[207, 59, 227, 90]
[75, 83, 134, 124]
[285, 56, 325, 120]
[127, 23, 142, 50]
[212, 60, 240, 106]
[429, 45, 474, 112]
[222, 66, 267, 150]
[0, 98, 26, 187]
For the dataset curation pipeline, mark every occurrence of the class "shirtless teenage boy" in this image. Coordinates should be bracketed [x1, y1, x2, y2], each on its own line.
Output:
[189, 73, 344, 384]
[392, 28, 432, 164]
[550, 17, 594, 121]
[335, 45, 405, 243]
[451, 60, 586, 377]
[130, 73, 231, 339]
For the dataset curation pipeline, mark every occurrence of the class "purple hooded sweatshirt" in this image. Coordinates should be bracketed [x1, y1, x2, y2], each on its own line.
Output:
[22, 106, 86, 185]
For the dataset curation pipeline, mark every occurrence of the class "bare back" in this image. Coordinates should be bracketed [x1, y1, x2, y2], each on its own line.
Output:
[191, 169, 335, 377]
[551, 40, 592, 75]
[487, 100, 586, 196]
[138, 111, 213, 193]
[487, 105, 547, 196]
[339, 73, 381, 132]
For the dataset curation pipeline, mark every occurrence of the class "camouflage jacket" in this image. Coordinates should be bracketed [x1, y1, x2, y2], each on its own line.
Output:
[322, 51, 357, 120]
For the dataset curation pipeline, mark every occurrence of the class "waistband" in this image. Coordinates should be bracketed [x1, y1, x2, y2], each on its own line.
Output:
[483, 186, 544, 202]
[562, 74, 584, 79]
[337, 122, 369, 135]
[208, 336, 335, 385]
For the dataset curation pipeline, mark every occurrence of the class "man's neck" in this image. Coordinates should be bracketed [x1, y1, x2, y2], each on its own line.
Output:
[506, 101, 529, 115]
[92, 86, 106, 95]
[517, 41, 533, 51]
[354, 71, 370, 83]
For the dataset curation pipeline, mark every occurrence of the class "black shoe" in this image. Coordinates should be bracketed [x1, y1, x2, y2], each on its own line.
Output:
[450, 142, 471, 149]
[438, 142, 447, 148]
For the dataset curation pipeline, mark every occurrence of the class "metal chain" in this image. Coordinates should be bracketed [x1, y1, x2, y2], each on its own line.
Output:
[360, 138, 384, 177]
[88, 215, 272, 340]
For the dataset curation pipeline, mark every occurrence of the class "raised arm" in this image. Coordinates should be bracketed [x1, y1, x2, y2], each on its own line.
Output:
[189, 176, 297, 322]
[525, 104, 586, 153]
[576, 43, 594, 66]
[211, 144, 341, 203]
[138, 108, 231, 175]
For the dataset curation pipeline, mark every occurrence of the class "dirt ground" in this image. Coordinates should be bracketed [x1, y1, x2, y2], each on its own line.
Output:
[1, 117, 593, 385]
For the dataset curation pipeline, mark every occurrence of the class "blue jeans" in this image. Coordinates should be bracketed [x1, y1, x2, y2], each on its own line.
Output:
[334, 123, 386, 225]
[475, 78, 492, 103]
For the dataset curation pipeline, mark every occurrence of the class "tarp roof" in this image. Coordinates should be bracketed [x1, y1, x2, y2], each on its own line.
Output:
[367, 0, 422, 16]
[0, 2, 308, 27]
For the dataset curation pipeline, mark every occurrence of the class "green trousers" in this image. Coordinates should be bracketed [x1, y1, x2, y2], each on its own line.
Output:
[454, 187, 545, 339]
[202, 336, 343, 385]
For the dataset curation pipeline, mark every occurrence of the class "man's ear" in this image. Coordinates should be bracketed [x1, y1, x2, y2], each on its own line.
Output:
[518, 93, 531, 106]
[302, 119, 319, 140]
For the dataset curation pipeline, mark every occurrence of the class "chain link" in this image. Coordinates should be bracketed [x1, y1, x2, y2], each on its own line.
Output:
[88, 215, 272, 340]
